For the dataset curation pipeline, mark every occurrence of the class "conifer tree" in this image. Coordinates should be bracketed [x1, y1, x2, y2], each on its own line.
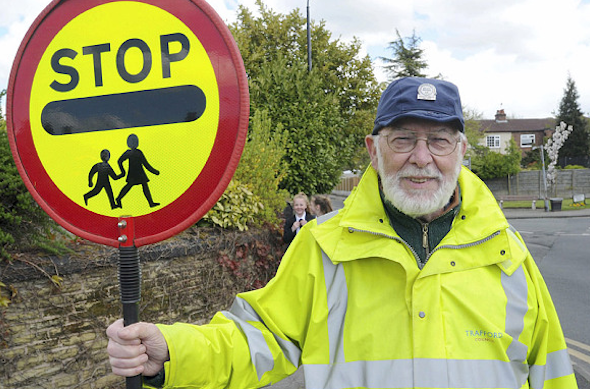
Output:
[380, 29, 428, 80]
[555, 76, 590, 161]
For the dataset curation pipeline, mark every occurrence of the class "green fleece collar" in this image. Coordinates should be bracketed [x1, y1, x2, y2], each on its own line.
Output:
[380, 186, 461, 266]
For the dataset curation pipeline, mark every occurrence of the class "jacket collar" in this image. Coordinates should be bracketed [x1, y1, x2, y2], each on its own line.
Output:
[312, 167, 525, 274]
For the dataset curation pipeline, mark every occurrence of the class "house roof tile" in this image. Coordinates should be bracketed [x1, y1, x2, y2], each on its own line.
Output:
[478, 118, 555, 133]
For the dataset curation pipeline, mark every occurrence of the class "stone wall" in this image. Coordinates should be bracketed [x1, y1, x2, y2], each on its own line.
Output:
[0, 227, 285, 389]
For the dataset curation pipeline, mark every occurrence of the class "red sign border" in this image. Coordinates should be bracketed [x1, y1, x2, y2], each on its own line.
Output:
[7, 0, 249, 247]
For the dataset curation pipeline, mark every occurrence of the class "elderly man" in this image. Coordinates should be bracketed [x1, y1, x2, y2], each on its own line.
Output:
[107, 77, 577, 389]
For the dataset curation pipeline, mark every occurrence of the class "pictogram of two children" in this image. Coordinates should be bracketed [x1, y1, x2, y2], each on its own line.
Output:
[84, 134, 160, 209]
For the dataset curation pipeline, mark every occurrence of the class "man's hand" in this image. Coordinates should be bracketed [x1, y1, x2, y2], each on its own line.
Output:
[106, 319, 169, 377]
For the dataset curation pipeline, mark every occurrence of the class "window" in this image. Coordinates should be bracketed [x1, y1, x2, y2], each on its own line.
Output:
[521, 134, 535, 147]
[486, 135, 500, 148]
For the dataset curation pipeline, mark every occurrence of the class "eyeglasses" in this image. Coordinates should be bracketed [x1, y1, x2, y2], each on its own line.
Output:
[381, 128, 460, 156]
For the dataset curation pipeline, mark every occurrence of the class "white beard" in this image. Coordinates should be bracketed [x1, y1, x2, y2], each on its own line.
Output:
[376, 144, 462, 219]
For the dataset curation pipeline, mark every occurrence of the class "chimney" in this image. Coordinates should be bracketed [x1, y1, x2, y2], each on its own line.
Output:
[495, 109, 507, 123]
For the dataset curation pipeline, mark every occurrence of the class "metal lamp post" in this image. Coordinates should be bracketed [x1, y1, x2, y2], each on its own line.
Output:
[533, 145, 550, 212]
[307, 0, 312, 71]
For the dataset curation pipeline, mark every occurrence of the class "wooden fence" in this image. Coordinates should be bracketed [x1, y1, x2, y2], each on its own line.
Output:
[333, 169, 590, 199]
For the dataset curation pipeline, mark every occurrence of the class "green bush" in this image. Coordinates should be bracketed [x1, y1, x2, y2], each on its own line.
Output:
[0, 121, 67, 261]
[564, 164, 585, 169]
[231, 109, 290, 227]
[1, 90, 71, 307]
[471, 139, 522, 180]
[200, 109, 289, 231]
[200, 180, 264, 231]
[521, 147, 546, 170]
[0, 104, 71, 307]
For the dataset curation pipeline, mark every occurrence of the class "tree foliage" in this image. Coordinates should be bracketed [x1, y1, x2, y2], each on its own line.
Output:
[471, 139, 522, 180]
[380, 29, 428, 80]
[0, 89, 4, 121]
[463, 108, 485, 153]
[247, 56, 344, 194]
[230, 1, 381, 195]
[555, 76, 590, 159]
[521, 147, 547, 170]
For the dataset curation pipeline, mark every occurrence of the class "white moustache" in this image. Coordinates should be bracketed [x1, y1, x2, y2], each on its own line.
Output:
[397, 167, 442, 180]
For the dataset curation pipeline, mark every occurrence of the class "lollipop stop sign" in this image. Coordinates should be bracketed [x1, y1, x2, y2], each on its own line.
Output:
[7, 1, 248, 387]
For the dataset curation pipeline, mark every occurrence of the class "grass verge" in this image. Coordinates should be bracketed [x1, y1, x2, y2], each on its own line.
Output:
[500, 198, 590, 211]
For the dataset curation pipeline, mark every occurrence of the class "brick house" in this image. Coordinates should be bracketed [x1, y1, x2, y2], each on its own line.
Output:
[477, 109, 555, 156]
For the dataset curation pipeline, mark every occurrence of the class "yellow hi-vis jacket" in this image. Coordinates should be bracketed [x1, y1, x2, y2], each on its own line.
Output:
[155, 167, 578, 389]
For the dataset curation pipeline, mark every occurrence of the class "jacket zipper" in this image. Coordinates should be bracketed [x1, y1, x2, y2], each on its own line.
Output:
[422, 223, 429, 261]
[348, 227, 502, 270]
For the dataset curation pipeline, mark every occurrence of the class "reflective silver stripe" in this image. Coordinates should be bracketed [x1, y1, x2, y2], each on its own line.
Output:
[502, 265, 529, 363]
[316, 209, 347, 363]
[508, 225, 526, 252]
[304, 358, 528, 388]
[304, 359, 413, 389]
[221, 210, 340, 380]
[314, 221, 540, 387]
[222, 299, 273, 380]
[310, 248, 535, 388]
[317, 210, 338, 225]
[545, 349, 575, 380]
[321, 249, 348, 364]
[223, 297, 301, 380]
[529, 349, 575, 389]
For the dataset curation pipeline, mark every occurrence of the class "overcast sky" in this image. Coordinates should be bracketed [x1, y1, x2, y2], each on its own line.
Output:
[2, 0, 590, 120]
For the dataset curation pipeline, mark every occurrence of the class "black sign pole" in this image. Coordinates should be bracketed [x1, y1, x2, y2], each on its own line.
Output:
[117, 217, 142, 389]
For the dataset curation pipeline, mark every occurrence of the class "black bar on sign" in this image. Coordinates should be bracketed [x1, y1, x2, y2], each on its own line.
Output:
[41, 85, 206, 135]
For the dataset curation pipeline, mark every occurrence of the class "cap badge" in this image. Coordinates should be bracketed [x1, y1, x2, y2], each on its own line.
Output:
[417, 83, 437, 101]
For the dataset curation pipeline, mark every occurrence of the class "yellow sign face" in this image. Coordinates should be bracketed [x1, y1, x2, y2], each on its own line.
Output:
[30, 1, 219, 217]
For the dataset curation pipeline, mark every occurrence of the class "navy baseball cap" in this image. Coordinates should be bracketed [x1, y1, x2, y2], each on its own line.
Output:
[372, 77, 464, 134]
